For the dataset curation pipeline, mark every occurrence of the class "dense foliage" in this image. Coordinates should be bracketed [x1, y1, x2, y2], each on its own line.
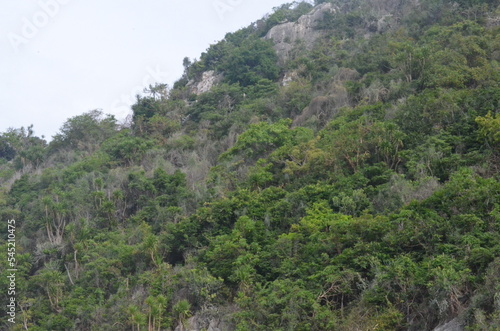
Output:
[1, 0, 499, 330]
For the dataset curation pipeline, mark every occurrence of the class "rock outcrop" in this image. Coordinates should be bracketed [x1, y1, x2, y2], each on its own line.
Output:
[173, 313, 233, 331]
[187, 70, 223, 95]
[433, 318, 465, 331]
[264, 3, 337, 63]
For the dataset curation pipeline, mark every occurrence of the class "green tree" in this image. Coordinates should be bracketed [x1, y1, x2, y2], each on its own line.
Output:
[172, 299, 191, 330]
[50, 109, 116, 154]
[218, 37, 280, 86]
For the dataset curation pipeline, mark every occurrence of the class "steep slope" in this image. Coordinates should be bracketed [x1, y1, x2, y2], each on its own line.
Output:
[1, 0, 499, 330]
[265, 2, 337, 62]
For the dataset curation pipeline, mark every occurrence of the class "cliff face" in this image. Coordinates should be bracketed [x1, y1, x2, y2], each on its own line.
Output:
[186, 0, 422, 96]
[264, 3, 337, 63]
[187, 3, 337, 94]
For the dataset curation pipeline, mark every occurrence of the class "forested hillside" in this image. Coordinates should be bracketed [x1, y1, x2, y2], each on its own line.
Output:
[1, 0, 499, 330]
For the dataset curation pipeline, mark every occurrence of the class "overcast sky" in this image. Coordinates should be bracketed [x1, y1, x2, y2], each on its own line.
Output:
[0, 0, 294, 140]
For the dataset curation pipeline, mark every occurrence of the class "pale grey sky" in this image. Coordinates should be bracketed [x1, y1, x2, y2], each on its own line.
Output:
[0, 0, 293, 140]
